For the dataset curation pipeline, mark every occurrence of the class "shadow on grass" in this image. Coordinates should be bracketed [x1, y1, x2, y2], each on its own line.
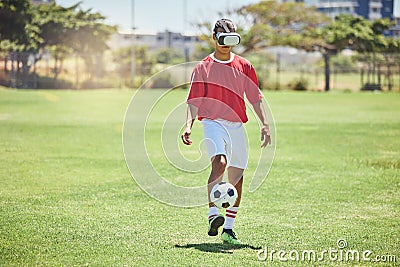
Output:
[175, 242, 261, 254]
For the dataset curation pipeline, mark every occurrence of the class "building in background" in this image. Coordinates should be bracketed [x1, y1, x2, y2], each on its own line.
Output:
[316, 0, 359, 18]
[108, 29, 204, 57]
[281, 0, 395, 20]
[392, 0, 400, 37]
[380, 0, 393, 19]
[312, 0, 386, 20]
[31, 0, 55, 5]
[281, 0, 399, 37]
[357, 0, 383, 20]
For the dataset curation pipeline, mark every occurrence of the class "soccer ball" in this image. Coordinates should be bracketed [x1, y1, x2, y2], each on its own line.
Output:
[210, 182, 238, 209]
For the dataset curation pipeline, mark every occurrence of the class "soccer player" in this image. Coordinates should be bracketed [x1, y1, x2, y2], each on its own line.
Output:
[181, 19, 271, 245]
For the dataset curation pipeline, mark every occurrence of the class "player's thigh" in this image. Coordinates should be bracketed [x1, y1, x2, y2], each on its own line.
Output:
[202, 120, 228, 159]
[226, 125, 248, 169]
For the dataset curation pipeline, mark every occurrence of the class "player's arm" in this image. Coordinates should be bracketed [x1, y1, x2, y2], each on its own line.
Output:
[251, 100, 271, 148]
[181, 104, 198, 145]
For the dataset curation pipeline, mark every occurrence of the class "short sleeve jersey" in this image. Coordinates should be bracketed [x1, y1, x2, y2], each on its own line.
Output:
[187, 53, 262, 123]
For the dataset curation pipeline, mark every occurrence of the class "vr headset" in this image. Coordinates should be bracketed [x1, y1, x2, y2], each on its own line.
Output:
[214, 20, 241, 47]
[215, 32, 241, 47]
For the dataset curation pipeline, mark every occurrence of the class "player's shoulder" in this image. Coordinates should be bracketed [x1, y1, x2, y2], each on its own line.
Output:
[202, 54, 214, 63]
[193, 55, 212, 66]
[232, 54, 253, 67]
[192, 55, 213, 71]
[231, 54, 255, 74]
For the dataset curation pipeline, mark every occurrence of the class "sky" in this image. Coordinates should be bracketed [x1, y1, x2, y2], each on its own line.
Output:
[56, 0, 261, 34]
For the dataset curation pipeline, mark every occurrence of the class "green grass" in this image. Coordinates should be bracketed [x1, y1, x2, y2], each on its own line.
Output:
[0, 88, 399, 266]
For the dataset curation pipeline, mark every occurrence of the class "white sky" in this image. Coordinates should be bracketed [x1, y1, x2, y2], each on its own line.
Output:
[56, 0, 260, 34]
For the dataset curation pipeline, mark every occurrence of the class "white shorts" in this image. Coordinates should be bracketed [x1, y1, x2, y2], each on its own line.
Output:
[201, 119, 248, 169]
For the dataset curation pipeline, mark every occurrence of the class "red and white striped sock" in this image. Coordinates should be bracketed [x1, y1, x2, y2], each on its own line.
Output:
[224, 207, 239, 229]
[208, 206, 219, 221]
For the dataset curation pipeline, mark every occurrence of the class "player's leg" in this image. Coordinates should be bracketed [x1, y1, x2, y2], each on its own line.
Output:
[207, 154, 227, 236]
[202, 120, 229, 236]
[227, 166, 244, 207]
[208, 154, 227, 205]
[221, 122, 246, 244]
[221, 167, 244, 244]
[202, 120, 228, 206]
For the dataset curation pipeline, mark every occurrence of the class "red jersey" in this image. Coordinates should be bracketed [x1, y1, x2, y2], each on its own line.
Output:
[187, 53, 262, 123]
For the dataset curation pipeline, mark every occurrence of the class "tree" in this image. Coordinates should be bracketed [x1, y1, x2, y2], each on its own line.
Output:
[385, 38, 400, 91]
[0, 0, 41, 87]
[155, 48, 184, 64]
[302, 14, 393, 91]
[237, 1, 330, 54]
[0, 0, 40, 52]
[34, 3, 78, 83]
[34, 3, 116, 85]
[0, 1, 116, 88]
[232, 1, 331, 90]
[112, 46, 155, 87]
[218, 1, 395, 91]
[358, 18, 393, 88]
[68, 8, 116, 82]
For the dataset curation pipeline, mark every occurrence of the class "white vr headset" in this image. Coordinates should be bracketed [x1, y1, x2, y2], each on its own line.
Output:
[215, 20, 241, 46]
[215, 32, 241, 46]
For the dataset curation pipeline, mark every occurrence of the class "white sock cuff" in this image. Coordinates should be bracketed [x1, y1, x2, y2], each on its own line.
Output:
[208, 206, 219, 217]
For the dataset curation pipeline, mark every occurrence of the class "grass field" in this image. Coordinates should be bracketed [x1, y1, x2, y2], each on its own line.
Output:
[0, 88, 399, 266]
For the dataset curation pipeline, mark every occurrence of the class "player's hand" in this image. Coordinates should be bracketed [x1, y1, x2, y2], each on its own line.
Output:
[261, 125, 271, 148]
[181, 127, 192, 145]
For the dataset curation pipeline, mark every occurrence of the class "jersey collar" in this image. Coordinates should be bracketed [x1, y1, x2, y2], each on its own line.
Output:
[210, 52, 235, 64]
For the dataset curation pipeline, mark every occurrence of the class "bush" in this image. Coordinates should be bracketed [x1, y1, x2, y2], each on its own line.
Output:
[258, 78, 278, 90]
[289, 77, 309, 91]
[145, 72, 175, 89]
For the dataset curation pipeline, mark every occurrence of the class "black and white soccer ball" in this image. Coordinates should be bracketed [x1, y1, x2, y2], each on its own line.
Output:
[210, 182, 238, 209]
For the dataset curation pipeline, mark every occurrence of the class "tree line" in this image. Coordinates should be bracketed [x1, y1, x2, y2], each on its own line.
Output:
[0, 0, 116, 87]
[1, 0, 400, 90]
